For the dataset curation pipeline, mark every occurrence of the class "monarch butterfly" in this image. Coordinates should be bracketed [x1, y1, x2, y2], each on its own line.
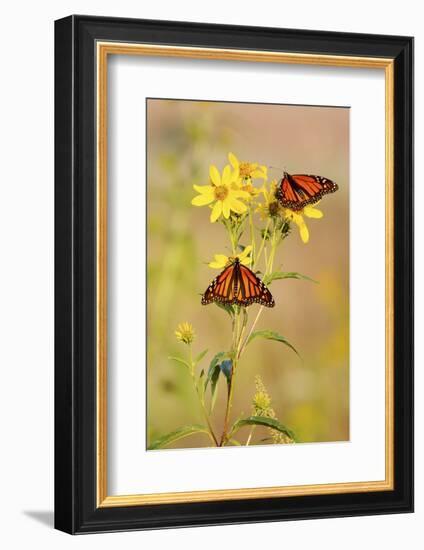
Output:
[276, 172, 338, 211]
[202, 257, 275, 308]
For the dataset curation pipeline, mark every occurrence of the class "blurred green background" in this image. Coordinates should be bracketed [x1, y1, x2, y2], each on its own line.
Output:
[146, 99, 349, 448]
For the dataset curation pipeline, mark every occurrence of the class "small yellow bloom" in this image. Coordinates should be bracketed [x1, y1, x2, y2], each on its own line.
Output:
[253, 391, 271, 414]
[285, 204, 323, 244]
[229, 152, 268, 181]
[208, 245, 253, 269]
[252, 376, 273, 417]
[191, 164, 249, 223]
[256, 180, 284, 219]
[240, 181, 262, 200]
[175, 322, 195, 345]
[252, 376, 294, 444]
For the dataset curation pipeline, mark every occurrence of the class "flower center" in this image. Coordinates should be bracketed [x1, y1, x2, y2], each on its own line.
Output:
[239, 162, 252, 177]
[214, 185, 229, 201]
[268, 201, 280, 216]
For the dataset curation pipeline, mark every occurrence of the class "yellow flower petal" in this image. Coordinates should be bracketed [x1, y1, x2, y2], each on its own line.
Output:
[222, 197, 231, 218]
[251, 169, 267, 180]
[228, 197, 247, 214]
[230, 174, 244, 190]
[209, 165, 221, 186]
[191, 193, 214, 206]
[209, 254, 229, 269]
[238, 245, 253, 261]
[221, 164, 232, 186]
[209, 261, 224, 269]
[300, 222, 309, 243]
[175, 321, 195, 344]
[210, 200, 222, 222]
[304, 205, 323, 219]
[269, 180, 278, 195]
[228, 152, 239, 170]
[193, 184, 214, 194]
[256, 185, 267, 197]
[291, 213, 309, 243]
[232, 189, 250, 199]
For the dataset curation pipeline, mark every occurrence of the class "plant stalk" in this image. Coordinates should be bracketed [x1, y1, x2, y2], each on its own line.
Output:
[189, 345, 219, 446]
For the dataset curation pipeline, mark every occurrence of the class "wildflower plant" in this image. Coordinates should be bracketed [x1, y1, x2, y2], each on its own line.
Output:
[149, 152, 331, 450]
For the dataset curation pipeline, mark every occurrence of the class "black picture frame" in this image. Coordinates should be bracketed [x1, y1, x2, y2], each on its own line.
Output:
[55, 15, 414, 534]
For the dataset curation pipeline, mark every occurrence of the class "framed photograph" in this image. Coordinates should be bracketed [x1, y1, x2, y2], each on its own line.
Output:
[54, 15, 413, 534]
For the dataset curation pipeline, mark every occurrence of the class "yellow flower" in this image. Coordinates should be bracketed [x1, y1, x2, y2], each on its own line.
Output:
[252, 391, 271, 414]
[175, 322, 195, 345]
[191, 164, 249, 223]
[240, 181, 262, 200]
[285, 204, 323, 244]
[252, 376, 294, 444]
[229, 152, 267, 181]
[208, 245, 253, 269]
[252, 376, 273, 417]
[256, 180, 284, 219]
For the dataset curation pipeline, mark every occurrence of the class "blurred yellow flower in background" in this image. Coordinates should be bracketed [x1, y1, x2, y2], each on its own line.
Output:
[229, 152, 268, 182]
[285, 204, 323, 244]
[191, 164, 249, 222]
[175, 322, 195, 345]
[252, 376, 294, 444]
[208, 245, 253, 269]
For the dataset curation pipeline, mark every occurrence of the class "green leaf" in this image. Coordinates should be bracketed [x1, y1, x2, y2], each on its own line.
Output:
[198, 369, 205, 400]
[148, 424, 210, 450]
[209, 364, 221, 412]
[246, 330, 300, 357]
[229, 416, 296, 442]
[168, 356, 191, 369]
[214, 301, 235, 317]
[205, 351, 228, 412]
[263, 271, 317, 285]
[260, 228, 271, 241]
[194, 349, 208, 365]
[219, 359, 233, 387]
[206, 352, 227, 386]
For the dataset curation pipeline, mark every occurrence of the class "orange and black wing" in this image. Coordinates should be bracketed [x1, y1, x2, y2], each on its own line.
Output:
[236, 263, 275, 307]
[202, 260, 274, 308]
[201, 263, 236, 305]
[276, 172, 338, 211]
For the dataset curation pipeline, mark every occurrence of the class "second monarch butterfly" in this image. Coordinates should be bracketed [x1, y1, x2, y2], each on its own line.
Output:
[276, 171, 338, 211]
[202, 257, 275, 308]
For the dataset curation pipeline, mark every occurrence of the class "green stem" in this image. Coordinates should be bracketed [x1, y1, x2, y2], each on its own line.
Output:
[224, 218, 238, 256]
[189, 345, 219, 446]
[220, 364, 236, 446]
[236, 309, 248, 359]
[254, 218, 271, 270]
[249, 207, 256, 267]
[220, 305, 246, 446]
[221, 218, 279, 445]
[238, 225, 280, 359]
[245, 426, 255, 446]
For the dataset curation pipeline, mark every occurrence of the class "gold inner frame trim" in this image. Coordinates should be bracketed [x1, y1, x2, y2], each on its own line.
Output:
[96, 41, 394, 508]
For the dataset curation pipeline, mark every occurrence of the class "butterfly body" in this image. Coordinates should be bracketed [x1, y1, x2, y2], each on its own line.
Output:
[276, 171, 338, 211]
[202, 258, 275, 308]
